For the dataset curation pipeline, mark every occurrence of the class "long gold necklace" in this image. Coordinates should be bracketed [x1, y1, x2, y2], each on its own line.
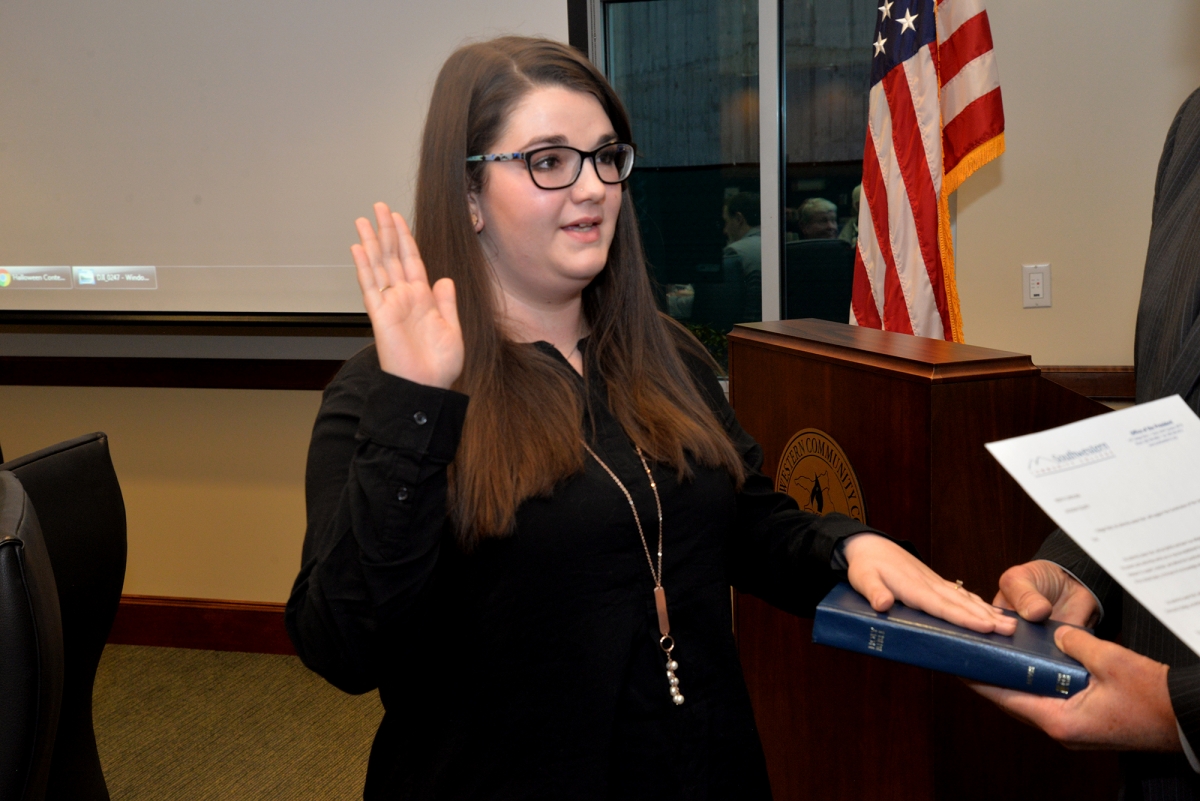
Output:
[583, 442, 684, 706]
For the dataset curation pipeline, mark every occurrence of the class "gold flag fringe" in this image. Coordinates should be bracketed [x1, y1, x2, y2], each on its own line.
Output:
[938, 132, 1006, 342]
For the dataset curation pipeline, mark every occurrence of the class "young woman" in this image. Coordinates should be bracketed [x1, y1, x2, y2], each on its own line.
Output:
[286, 36, 1013, 800]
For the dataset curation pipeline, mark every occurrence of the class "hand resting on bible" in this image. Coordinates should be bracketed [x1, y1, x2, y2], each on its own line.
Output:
[842, 533, 1017, 636]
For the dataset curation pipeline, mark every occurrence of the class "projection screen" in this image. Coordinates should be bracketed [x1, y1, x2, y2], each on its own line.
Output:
[0, 0, 567, 315]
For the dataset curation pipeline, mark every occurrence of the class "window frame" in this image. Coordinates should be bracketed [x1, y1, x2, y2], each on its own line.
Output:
[574, 0, 784, 323]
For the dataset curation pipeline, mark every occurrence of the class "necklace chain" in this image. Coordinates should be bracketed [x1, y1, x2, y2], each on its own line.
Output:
[582, 442, 662, 586]
[583, 441, 684, 706]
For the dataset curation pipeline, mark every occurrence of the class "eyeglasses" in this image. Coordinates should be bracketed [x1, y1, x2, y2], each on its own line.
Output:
[466, 143, 635, 190]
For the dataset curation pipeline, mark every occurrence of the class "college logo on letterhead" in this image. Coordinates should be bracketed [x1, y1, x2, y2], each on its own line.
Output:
[775, 428, 866, 523]
[1027, 443, 1114, 477]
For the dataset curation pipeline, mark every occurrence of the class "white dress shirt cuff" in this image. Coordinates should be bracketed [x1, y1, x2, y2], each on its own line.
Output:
[1177, 721, 1200, 773]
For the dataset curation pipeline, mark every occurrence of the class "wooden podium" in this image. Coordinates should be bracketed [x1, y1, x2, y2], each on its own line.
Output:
[728, 320, 1121, 801]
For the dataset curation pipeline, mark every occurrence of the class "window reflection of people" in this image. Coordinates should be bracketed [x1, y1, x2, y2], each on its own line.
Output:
[287, 36, 1015, 800]
[839, 185, 861, 248]
[798, 197, 839, 239]
[722, 191, 762, 322]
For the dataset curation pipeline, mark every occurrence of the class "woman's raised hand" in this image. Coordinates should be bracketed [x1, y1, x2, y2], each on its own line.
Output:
[352, 202, 464, 389]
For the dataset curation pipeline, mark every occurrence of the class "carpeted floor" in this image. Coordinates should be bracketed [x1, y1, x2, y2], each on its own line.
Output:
[93, 645, 383, 800]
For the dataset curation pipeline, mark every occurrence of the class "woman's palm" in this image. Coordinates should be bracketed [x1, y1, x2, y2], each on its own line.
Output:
[351, 202, 464, 389]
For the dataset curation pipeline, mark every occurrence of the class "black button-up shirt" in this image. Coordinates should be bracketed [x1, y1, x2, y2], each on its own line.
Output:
[286, 341, 879, 800]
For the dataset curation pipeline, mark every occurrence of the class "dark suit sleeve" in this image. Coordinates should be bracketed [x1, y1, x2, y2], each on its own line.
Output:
[1169, 666, 1200, 771]
[1156, 89, 1200, 768]
[679, 343, 914, 617]
[1150, 87, 1200, 224]
[285, 347, 468, 694]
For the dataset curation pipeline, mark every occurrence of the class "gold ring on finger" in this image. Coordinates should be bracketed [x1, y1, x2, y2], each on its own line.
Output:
[379, 285, 391, 293]
[955, 579, 965, 591]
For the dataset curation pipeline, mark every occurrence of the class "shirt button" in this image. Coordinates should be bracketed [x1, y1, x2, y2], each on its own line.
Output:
[413, 411, 428, 425]
[396, 486, 410, 502]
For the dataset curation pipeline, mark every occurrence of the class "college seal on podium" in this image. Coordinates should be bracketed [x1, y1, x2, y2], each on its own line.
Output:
[775, 428, 866, 522]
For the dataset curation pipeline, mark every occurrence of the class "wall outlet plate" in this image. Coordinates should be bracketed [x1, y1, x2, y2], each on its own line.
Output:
[1023, 263, 1051, 308]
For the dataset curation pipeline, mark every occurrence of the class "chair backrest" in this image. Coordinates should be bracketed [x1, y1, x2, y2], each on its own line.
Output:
[783, 238, 855, 323]
[1, 434, 127, 801]
[0, 470, 64, 801]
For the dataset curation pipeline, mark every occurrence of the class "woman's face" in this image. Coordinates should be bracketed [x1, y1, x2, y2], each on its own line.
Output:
[469, 85, 623, 308]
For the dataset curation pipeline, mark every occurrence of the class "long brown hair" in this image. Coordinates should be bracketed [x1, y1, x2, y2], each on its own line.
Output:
[412, 36, 744, 543]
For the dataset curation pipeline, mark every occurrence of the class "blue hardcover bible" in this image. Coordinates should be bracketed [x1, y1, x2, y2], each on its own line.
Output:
[812, 583, 1090, 698]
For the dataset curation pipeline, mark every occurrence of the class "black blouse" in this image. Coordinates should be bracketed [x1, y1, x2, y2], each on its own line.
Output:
[286, 340, 879, 800]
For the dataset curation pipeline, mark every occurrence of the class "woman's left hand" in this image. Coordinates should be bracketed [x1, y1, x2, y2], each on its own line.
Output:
[843, 533, 1017, 635]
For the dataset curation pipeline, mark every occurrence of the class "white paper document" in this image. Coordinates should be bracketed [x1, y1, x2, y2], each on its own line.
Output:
[986, 395, 1200, 655]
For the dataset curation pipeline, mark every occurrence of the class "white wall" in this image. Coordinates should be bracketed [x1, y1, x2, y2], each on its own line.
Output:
[954, 0, 1200, 364]
[1, 386, 322, 603]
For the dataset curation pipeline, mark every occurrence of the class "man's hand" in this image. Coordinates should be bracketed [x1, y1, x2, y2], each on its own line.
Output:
[970, 625, 1179, 751]
[993, 560, 1100, 628]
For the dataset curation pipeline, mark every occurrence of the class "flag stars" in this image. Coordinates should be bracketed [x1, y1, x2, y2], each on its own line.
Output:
[873, 32, 887, 56]
[878, 0, 893, 20]
[898, 8, 919, 33]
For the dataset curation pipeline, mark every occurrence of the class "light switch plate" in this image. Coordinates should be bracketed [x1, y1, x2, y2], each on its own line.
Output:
[1023, 263, 1051, 308]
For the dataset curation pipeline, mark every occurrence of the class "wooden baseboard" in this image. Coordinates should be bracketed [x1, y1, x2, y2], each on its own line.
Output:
[1039, 366, 1135, 401]
[108, 594, 294, 655]
[0, 357, 346, 390]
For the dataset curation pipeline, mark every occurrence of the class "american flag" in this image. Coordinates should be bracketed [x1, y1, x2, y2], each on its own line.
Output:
[850, 0, 1004, 341]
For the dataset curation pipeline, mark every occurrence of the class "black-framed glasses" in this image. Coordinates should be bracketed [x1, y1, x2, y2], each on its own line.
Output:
[466, 143, 635, 190]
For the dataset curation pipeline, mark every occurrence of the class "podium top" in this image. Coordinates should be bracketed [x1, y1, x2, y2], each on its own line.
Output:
[729, 319, 1037, 383]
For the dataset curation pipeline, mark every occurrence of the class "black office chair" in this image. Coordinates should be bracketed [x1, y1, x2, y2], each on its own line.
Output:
[0, 470, 65, 801]
[1, 433, 127, 801]
[783, 238, 855, 323]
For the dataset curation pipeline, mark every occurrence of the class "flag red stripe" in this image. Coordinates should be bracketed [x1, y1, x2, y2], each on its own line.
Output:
[943, 86, 1005, 174]
[852, 248, 883, 328]
[938, 11, 994, 87]
[860, 128, 914, 334]
[882, 68, 951, 334]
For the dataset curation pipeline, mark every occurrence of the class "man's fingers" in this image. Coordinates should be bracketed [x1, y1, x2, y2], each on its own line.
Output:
[968, 682, 1055, 729]
[993, 590, 1016, 610]
[1054, 626, 1107, 671]
[969, 682, 1020, 708]
[998, 569, 1054, 621]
